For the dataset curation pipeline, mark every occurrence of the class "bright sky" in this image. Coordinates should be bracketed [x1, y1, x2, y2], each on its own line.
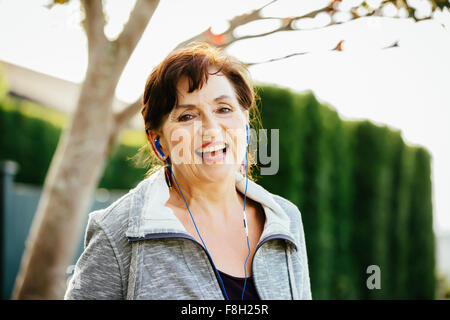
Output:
[0, 0, 449, 233]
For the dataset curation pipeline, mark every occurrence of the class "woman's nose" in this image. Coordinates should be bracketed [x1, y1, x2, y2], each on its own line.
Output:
[201, 112, 222, 135]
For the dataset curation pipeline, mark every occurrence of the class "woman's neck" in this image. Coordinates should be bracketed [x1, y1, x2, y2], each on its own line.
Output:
[168, 169, 243, 220]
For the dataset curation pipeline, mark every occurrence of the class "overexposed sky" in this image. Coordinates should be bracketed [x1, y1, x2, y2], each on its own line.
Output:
[0, 0, 449, 233]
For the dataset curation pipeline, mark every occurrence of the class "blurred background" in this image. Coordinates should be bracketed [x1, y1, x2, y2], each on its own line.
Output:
[0, 0, 449, 299]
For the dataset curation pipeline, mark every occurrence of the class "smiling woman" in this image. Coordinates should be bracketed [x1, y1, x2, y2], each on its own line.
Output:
[140, 42, 259, 178]
[64, 42, 312, 300]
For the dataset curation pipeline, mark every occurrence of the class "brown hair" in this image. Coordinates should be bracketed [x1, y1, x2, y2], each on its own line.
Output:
[138, 42, 261, 180]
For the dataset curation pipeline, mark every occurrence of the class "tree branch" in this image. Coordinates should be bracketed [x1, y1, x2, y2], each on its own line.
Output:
[222, 0, 411, 48]
[226, 0, 277, 31]
[107, 97, 144, 157]
[114, 97, 143, 133]
[245, 51, 309, 67]
[81, 0, 107, 53]
[244, 37, 403, 67]
[174, 0, 278, 49]
[113, 0, 160, 63]
[176, 0, 440, 51]
[244, 39, 344, 67]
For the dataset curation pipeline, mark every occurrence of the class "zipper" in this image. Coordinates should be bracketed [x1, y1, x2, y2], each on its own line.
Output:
[127, 232, 297, 300]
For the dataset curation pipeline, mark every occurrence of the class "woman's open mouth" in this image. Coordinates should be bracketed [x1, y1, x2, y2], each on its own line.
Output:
[195, 142, 228, 164]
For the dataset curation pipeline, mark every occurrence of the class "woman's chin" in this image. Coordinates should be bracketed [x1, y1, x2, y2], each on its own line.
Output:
[197, 163, 236, 181]
[174, 151, 238, 182]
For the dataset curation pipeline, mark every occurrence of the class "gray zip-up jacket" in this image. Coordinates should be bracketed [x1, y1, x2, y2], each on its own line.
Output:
[64, 168, 312, 300]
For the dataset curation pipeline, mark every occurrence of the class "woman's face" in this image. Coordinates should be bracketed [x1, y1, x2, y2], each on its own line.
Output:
[155, 71, 249, 183]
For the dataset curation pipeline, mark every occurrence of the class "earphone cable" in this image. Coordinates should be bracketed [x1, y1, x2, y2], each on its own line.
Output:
[241, 125, 251, 300]
[160, 124, 250, 301]
[165, 162, 230, 300]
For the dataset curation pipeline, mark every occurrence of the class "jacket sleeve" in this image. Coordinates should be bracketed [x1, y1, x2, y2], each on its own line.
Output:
[296, 207, 312, 299]
[272, 194, 312, 299]
[64, 214, 124, 300]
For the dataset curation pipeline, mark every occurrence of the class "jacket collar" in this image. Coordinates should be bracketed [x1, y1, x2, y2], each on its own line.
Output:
[125, 167, 298, 248]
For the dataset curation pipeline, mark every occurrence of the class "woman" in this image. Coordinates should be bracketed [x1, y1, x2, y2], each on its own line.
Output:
[64, 43, 311, 300]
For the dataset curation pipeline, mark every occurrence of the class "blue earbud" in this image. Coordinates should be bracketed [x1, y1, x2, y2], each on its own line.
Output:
[154, 137, 165, 159]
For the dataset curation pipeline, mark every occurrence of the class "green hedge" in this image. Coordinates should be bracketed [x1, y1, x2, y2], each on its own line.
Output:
[0, 96, 147, 190]
[255, 84, 435, 299]
[0, 82, 435, 299]
[405, 147, 435, 299]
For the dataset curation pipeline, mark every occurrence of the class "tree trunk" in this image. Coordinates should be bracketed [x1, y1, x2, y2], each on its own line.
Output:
[12, 48, 119, 299]
[12, 0, 160, 299]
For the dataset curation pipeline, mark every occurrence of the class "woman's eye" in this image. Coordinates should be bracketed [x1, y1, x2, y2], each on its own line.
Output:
[218, 105, 232, 113]
[178, 114, 194, 122]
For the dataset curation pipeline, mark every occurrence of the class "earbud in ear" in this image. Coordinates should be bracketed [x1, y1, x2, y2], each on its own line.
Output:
[154, 137, 165, 158]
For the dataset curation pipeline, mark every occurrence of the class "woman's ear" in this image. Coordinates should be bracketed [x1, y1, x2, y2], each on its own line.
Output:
[146, 129, 155, 143]
[146, 129, 165, 161]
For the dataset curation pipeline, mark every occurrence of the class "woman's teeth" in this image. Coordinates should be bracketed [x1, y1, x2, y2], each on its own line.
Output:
[199, 143, 226, 153]
[195, 143, 227, 159]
